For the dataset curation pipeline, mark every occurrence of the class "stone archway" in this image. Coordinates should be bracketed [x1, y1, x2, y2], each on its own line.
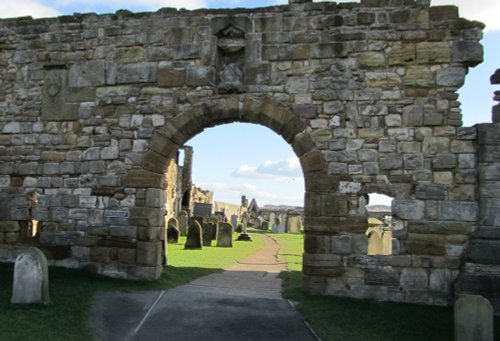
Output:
[122, 94, 326, 279]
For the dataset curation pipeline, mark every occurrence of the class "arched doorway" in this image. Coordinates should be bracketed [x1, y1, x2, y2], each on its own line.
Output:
[122, 94, 326, 279]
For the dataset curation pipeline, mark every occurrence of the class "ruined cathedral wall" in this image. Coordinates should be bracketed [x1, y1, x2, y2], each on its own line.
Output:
[0, 0, 488, 301]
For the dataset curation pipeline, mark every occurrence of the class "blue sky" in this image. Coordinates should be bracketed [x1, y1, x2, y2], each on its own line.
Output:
[1, 0, 498, 207]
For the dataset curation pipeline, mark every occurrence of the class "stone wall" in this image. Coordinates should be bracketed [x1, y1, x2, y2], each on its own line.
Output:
[0, 0, 497, 307]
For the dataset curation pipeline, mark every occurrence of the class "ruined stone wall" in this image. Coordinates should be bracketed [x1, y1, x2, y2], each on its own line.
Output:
[0, 0, 495, 306]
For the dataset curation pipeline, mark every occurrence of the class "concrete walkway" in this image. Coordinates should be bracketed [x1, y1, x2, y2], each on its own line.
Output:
[90, 234, 318, 341]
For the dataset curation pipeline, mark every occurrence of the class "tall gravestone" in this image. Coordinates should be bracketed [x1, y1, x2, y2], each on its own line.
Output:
[178, 211, 188, 236]
[230, 215, 238, 230]
[217, 222, 234, 247]
[11, 247, 50, 305]
[286, 211, 302, 234]
[202, 222, 217, 246]
[454, 295, 493, 341]
[185, 220, 202, 250]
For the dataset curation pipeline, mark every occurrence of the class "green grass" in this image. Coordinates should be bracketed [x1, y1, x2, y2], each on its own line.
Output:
[0, 232, 265, 341]
[271, 232, 500, 341]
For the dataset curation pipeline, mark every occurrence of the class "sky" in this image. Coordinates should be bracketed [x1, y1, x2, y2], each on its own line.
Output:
[1, 0, 498, 207]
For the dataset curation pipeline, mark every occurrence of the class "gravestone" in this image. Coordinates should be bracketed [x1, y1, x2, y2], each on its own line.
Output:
[269, 213, 276, 225]
[185, 220, 202, 250]
[455, 295, 493, 341]
[204, 216, 218, 225]
[192, 215, 204, 227]
[261, 221, 269, 231]
[178, 211, 188, 236]
[216, 222, 234, 247]
[167, 218, 180, 244]
[230, 215, 238, 230]
[273, 217, 285, 234]
[202, 222, 217, 246]
[286, 211, 302, 233]
[11, 247, 50, 305]
[215, 213, 224, 222]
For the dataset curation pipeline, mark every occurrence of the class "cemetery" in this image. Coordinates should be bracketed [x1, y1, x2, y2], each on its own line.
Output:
[0, 0, 500, 338]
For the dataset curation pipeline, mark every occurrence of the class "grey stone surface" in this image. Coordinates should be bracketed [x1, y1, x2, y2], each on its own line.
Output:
[216, 222, 233, 247]
[454, 295, 493, 341]
[11, 247, 50, 305]
[185, 220, 202, 250]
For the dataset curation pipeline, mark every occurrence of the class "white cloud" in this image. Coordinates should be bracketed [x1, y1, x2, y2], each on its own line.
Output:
[0, 1, 60, 18]
[232, 157, 303, 180]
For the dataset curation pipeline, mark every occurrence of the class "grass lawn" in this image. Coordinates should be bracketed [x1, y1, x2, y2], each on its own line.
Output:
[0, 232, 265, 341]
[272, 232, 500, 341]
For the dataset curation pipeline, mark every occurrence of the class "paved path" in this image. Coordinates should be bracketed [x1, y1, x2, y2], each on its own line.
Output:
[91, 234, 318, 341]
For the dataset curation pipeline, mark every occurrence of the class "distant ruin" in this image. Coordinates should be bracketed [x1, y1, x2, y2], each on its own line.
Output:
[1, 0, 499, 310]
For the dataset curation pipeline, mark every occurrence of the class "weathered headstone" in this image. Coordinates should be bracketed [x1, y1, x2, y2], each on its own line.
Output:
[286, 211, 302, 233]
[261, 221, 269, 230]
[167, 218, 180, 244]
[230, 215, 238, 230]
[202, 222, 217, 246]
[269, 213, 276, 225]
[216, 222, 234, 247]
[178, 211, 188, 236]
[455, 295, 493, 341]
[11, 247, 50, 305]
[185, 220, 202, 250]
[215, 213, 224, 222]
[191, 215, 204, 227]
[273, 217, 285, 234]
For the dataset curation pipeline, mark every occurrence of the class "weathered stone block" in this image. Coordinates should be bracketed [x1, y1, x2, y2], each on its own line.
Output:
[427, 201, 478, 222]
[136, 241, 162, 266]
[68, 60, 105, 87]
[380, 155, 403, 170]
[404, 66, 434, 87]
[365, 72, 401, 88]
[416, 184, 446, 200]
[90, 247, 112, 263]
[129, 207, 164, 227]
[116, 63, 157, 84]
[186, 66, 214, 86]
[365, 268, 399, 287]
[0, 221, 20, 232]
[436, 67, 466, 87]
[157, 67, 185, 87]
[285, 76, 309, 94]
[452, 41, 483, 67]
[400, 268, 428, 290]
[358, 52, 385, 69]
[145, 188, 166, 208]
[321, 193, 348, 217]
[406, 233, 446, 256]
[115, 47, 144, 64]
[432, 153, 457, 169]
[331, 235, 353, 255]
[393, 200, 425, 220]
